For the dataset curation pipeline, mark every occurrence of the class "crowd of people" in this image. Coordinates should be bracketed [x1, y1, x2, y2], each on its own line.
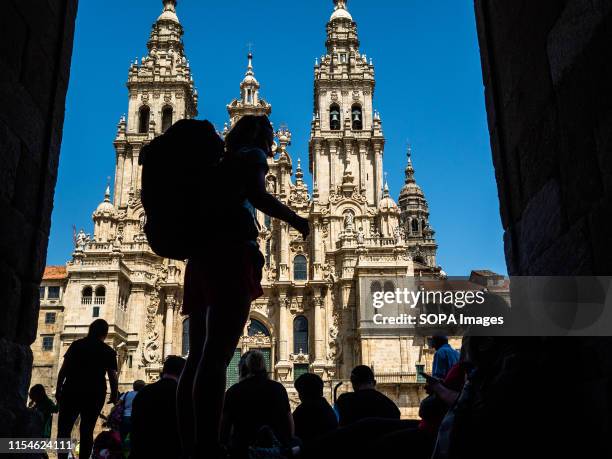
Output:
[30, 319, 474, 459]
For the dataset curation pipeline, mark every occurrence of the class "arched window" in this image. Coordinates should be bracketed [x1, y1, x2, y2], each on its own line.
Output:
[81, 286, 93, 305]
[182, 318, 190, 356]
[411, 219, 420, 234]
[384, 281, 395, 293]
[294, 255, 308, 281]
[248, 319, 270, 336]
[415, 256, 426, 265]
[94, 286, 106, 305]
[351, 104, 363, 130]
[162, 106, 173, 132]
[370, 281, 382, 295]
[138, 105, 150, 133]
[330, 104, 341, 130]
[293, 316, 309, 354]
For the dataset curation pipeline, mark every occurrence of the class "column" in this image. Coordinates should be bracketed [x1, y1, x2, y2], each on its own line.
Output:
[279, 222, 289, 280]
[329, 141, 337, 187]
[314, 297, 324, 363]
[374, 145, 383, 204]
[278, 296, 289, 361]
[275, 295, 292, 381]
[114, 150, 125, 207]
[163, 295, 176, 357]
[359, 142, 366, 191]
[313, 221, 322, 280]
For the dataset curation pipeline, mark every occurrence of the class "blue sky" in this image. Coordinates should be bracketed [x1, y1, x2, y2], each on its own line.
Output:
[47, 0, 507, 275]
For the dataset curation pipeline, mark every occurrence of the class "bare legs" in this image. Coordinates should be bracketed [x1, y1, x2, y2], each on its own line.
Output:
[177, 259, 252, 457]
[177, 308, 206, 455]
[193, 293, 251, 454]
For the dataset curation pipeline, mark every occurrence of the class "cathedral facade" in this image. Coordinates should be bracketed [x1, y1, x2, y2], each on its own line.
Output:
[33, 0, 449, 415]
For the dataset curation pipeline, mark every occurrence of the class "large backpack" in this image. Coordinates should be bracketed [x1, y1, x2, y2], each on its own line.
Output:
[138, 119, 224, 260]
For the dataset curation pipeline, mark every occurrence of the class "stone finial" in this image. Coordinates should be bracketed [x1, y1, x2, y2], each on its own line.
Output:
[404, 145, 416, 184]
[104, 180, 111, 202]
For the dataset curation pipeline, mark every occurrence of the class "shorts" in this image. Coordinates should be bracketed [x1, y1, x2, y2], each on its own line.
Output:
[181, 241, 265, 315]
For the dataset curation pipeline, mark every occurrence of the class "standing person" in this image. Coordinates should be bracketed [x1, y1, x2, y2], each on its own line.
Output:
[29, 384, 58, 439]
[56, 319, 119, 459]
[176, 115, 310, 457]
[129, 356, 186, 459]
[293, 373, 338, 445]
[118, 380, 145, 443]
[220, 350, 294, 455]
[335, 365, 401, 427]
[430, 336, 460, 379]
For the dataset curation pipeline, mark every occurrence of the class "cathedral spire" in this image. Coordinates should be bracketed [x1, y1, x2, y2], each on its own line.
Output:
[241, 52, 259, 90]
[405, 145, 416, 184]
[227, 52, 271, 126]
[246, 52, 255, 78]
[104, 181, 111, 202]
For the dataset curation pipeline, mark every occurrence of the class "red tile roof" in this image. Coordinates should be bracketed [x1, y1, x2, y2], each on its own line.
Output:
[43, 266, 67, 280]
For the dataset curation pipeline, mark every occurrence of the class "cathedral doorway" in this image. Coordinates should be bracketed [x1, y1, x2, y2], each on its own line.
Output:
[225, 318, 274, 389]
[181, 317, 273, 389]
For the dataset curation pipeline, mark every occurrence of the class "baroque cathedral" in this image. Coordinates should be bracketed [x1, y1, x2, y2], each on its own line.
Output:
[34, 0, 450, 415]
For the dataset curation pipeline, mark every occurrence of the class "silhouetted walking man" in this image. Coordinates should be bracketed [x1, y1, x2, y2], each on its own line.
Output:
[56, 319, 118, 459]
[130, 356, 185, 459]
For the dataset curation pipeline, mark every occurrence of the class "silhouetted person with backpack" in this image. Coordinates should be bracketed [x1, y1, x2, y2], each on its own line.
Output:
[175, 115, 310, 457]
[56, 319, 118, 459]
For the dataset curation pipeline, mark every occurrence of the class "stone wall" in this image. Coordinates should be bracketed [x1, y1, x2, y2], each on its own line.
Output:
[474, 1, 612, 457]
[0, 0, 78, 437]
[475, 0, 612, 276]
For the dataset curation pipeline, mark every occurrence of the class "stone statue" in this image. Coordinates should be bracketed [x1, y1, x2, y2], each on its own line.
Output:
[393, 226, 404, 244]
[357, 226, 365, 245]
[76, 229, 87, 250]
[139, 213, 147, 231]
[344, 211, 354, 231]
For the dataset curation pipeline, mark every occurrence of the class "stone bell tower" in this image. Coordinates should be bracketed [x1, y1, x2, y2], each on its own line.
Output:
[114, 0, 198, 210]
[59, 0, 198, 385]
[309, 0, 385, 209]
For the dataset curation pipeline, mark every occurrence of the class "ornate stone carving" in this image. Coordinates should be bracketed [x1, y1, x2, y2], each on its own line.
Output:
[242, 332, 271, 347]
[328, 310, 342, 361]
[142, 266, 167, 367]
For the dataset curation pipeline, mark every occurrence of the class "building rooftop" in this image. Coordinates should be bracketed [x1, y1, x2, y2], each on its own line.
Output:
[43, 266, 67, 280]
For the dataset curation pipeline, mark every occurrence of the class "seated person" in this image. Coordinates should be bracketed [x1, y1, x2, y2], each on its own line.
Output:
[335, 365, 401, 426]
[129, 355, 186, 459]
[293, 373, 338, 445]
[221, 350, 293, 454]
[28, 384, 58, 439]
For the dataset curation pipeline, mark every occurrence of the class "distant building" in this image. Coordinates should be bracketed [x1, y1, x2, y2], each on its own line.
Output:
[32, 266, 67, 395]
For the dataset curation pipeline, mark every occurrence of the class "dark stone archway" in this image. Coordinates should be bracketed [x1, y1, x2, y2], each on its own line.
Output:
[0, 0, 78, 436]
[473, 1, 612, 457]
